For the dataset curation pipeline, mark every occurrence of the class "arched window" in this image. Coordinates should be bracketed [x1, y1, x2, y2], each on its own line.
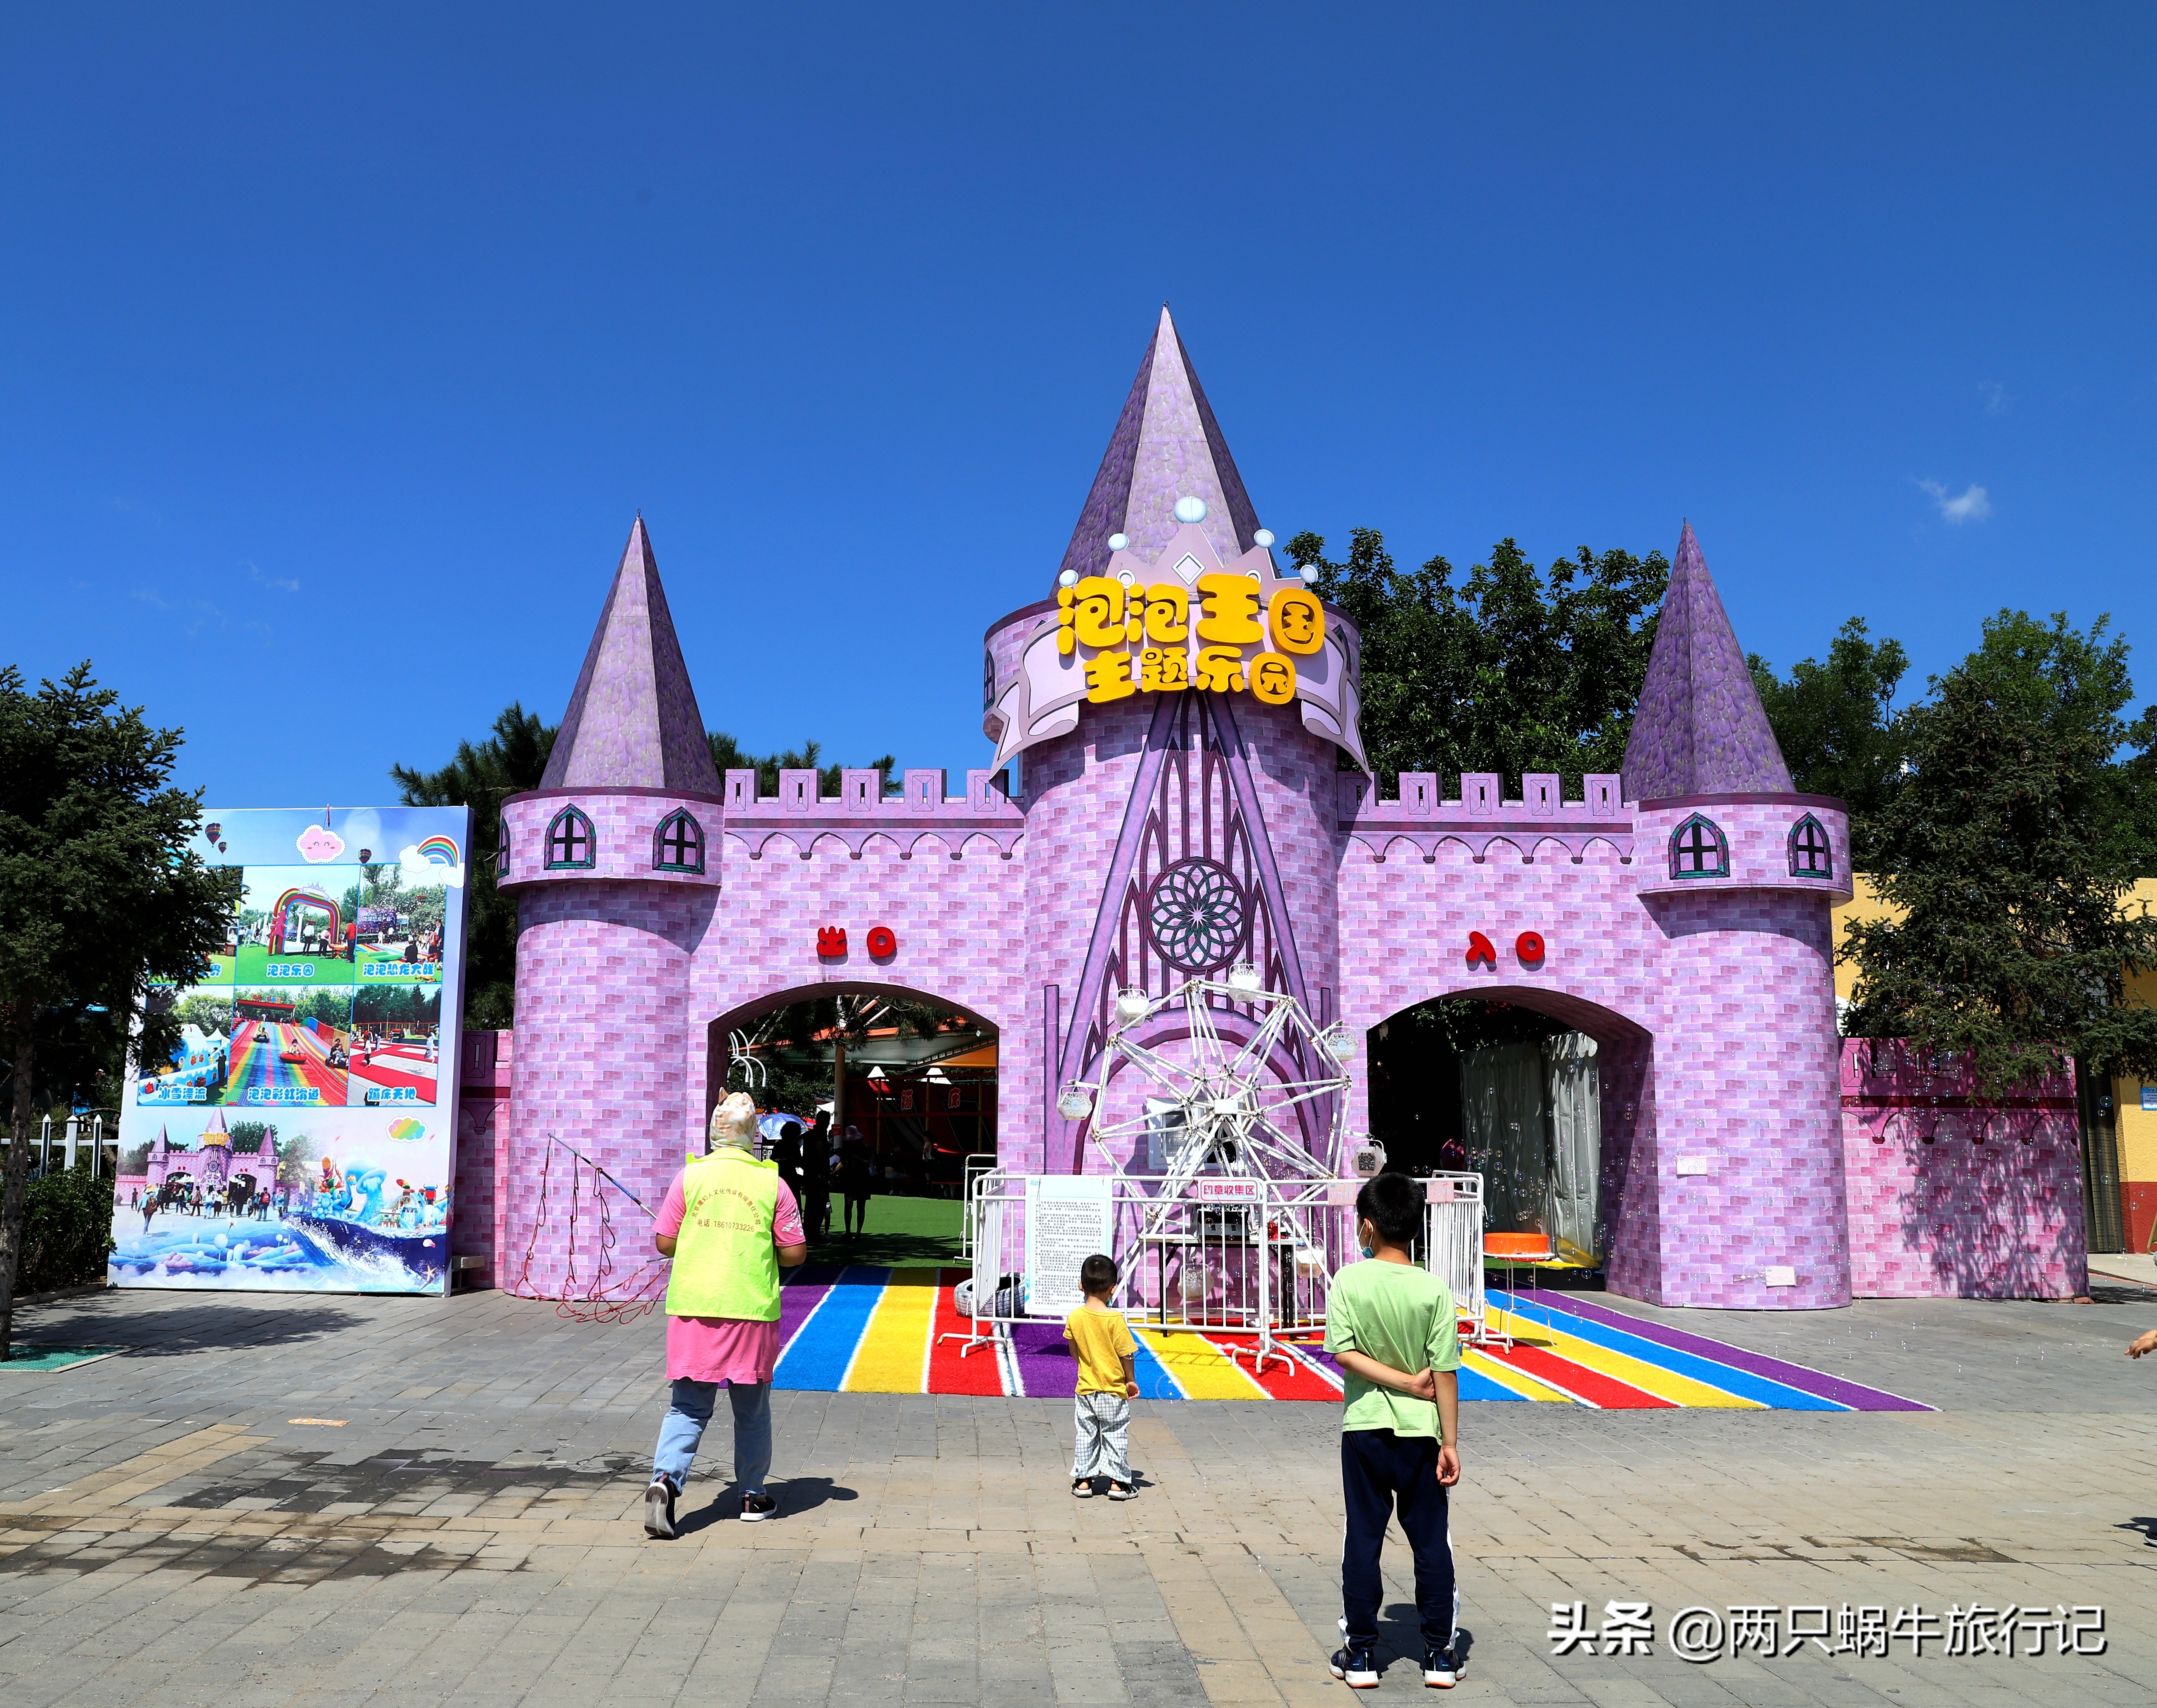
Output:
[495, 814, 511, 877]
[1788, 813, 1833, 878]
[544, 806, 596, 870]
[653, 808, 705, 874]
[1668, 813, 1728, 879]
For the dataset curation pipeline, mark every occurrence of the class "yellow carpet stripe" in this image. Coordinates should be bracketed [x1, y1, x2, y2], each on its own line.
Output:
[840, 1267, 939, 1392]
[1133, 1327, 1267, 1399]
[1487, 1304, 1762, 1409]
[1461, 1348, 1575, 1403]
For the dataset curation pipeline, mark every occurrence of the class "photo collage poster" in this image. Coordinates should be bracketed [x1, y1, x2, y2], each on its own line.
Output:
[109, 806, 473, 1294]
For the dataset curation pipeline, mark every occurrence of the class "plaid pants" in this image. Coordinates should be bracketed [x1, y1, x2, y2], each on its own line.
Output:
[1071, 1391, 1131, 1481]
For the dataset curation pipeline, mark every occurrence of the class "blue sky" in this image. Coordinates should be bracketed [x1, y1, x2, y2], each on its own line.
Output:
[5, 4, 2153, 806]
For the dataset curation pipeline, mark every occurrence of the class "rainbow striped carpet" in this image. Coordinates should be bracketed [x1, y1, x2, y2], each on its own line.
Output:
[771, 1267, 1929, 1412]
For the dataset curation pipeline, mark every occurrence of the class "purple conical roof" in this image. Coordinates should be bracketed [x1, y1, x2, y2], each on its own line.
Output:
[1621, 523, 1794, 800]
[541, 518, 721, 793]
[1057, 307, 1264, 584]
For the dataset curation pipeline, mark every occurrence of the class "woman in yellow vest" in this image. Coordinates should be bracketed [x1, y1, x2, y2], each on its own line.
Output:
[644, 1091, 809, 1536]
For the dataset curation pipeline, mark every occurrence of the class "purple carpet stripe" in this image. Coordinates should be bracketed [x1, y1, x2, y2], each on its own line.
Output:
[1522, 1292, 1933, 1411]
[776, 1263, 844, 1357]
[1008, 1321, 1079, 1398]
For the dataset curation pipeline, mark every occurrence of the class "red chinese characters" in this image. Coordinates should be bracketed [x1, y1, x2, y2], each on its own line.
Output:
[816, 926, 847, 957]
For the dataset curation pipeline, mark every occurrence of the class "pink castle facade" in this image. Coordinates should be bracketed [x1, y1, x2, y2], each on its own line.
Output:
[465, 308, 2087, 1309]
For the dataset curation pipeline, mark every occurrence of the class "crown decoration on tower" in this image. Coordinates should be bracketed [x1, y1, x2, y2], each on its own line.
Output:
[985, 308, 1368, 771]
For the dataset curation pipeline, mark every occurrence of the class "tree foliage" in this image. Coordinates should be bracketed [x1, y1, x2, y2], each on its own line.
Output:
[0, 663, 239, 1352]
[1289, 529, 1667, 790]
[393, 705, 895, 1029]
[1748, 618, 1912, 869]
[1841, 611, 2157, 1090]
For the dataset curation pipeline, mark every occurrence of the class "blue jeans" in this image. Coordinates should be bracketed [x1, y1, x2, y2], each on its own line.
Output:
[651, 1379, 772, 1495]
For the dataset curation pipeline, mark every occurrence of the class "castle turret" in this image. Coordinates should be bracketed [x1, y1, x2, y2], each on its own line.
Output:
[989, 308, 1358, 1174]
[1620, 523, 1853, 1307]
[499, 518, 723, 1297]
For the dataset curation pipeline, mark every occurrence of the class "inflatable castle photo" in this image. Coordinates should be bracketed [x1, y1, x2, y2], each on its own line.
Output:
[452, 308, 2088, 1311]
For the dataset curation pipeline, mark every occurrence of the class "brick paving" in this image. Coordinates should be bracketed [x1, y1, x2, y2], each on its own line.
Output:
[4, 1284, 2156, 1705]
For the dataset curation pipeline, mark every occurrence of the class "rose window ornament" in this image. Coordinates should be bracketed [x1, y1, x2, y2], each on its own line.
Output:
[1145, 857, 1249, 971]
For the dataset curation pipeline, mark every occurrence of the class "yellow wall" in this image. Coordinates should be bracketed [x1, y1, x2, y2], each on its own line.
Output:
[1833, 878, 2157, 1234]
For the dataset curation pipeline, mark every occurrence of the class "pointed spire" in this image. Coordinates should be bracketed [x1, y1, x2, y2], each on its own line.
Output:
[1621, 523, 1794, 800]
[541, 518, 721, 793]
[1058, 307, 1264, 584]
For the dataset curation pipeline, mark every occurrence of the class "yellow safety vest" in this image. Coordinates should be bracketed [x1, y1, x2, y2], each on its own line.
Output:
[663, 1147, 783, 1322]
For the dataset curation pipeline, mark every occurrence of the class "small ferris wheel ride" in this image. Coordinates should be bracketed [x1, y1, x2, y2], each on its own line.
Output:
[1059, 967, 1356, 1190]
[1053, 967, 1359, 1367]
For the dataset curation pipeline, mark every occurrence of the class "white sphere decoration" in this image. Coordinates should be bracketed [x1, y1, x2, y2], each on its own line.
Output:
[1116, 570, 1134, 587]
[1299, 565, 1320, 585]
[1254, 528, 1275, 548]
[1107, 532, 1130, 552]
[1058, 569, 1078, 588]
[1173, 496, 1208, 524]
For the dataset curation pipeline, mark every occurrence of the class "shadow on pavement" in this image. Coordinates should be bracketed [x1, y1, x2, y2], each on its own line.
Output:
[674, 1476, 858, 1535]
[15, 1300, 369, 1356]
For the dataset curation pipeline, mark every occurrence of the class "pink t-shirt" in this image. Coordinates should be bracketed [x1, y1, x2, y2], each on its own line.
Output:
[655, 1163, 806, 1386]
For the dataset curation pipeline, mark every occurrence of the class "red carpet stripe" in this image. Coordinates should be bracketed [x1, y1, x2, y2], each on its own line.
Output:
[1478, 1343, 1675, 1408]
[926, 1273, 1010, 1396]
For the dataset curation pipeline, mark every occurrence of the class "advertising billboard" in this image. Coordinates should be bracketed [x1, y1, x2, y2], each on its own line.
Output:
[108, 806, 472, 1294]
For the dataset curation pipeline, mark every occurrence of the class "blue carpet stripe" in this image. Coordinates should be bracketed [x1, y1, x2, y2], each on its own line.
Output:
[1489, 1290, 1849, 1411]
[1130, 1335, 1182, 1400]
[773, 1266, 887, 1391]
[1455, 1365, 1528, 1402]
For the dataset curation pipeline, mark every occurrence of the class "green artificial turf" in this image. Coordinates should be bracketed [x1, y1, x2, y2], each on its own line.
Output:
[1, 1346, 124, 1372]
[806, 1193, 965, 1268]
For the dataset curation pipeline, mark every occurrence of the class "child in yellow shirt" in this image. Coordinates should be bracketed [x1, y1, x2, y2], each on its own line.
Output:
[1063, 1252, 1139, 1500]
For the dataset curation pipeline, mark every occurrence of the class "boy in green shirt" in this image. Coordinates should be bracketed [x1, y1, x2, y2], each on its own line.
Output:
[1322, 1172, 1462, 1689]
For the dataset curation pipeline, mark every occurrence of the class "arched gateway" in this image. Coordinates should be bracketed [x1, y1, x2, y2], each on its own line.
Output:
[494, 307, 1854, 1310]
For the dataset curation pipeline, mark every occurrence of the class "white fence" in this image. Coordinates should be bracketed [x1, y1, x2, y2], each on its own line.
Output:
[1421, 1171, 1496, 1347]
[947, 1166, 1497, 1372]
[0, 1114, 119, 1179]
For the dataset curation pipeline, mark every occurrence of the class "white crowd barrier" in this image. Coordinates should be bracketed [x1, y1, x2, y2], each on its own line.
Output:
[1420, 1171, 1495, 1347]
[946, 1166, 1495, 1372]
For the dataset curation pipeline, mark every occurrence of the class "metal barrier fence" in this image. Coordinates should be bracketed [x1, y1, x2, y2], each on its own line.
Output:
[947, 1169, 1363, 1376]
[1420, 1172, 1495, 1347]
[946, 1166, 1500, 1374]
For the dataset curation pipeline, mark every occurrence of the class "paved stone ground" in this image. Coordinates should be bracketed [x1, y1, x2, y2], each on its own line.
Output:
[4, 1282, 2157, 1706]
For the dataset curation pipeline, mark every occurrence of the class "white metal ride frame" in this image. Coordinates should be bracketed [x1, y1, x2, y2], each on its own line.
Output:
[1082, 973, 1352, 1376]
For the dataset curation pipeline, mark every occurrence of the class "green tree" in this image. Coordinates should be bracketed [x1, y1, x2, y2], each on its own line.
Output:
[1841, 611, 2157, 1091]
[1749, 618, 1912, 869]
[1289, 530, 1667, 790]
[0, 664, 239, 1357]
[390, 704, 554, 1031]
[394, 707, 895, 1030]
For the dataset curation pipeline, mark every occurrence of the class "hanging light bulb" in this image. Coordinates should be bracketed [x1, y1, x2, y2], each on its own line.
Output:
[1056, 1081, 1095, 1119]
[1114, 986, 1150, 1023]
[1225, 960, 1261, 993]
[1320, 1023, 1356, 1063]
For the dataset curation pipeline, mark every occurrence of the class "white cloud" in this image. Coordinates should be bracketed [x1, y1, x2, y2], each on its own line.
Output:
[244, 559, 300, 592]
[1978, 381, 2007, 416]
[1918, 479, 1992, 524]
